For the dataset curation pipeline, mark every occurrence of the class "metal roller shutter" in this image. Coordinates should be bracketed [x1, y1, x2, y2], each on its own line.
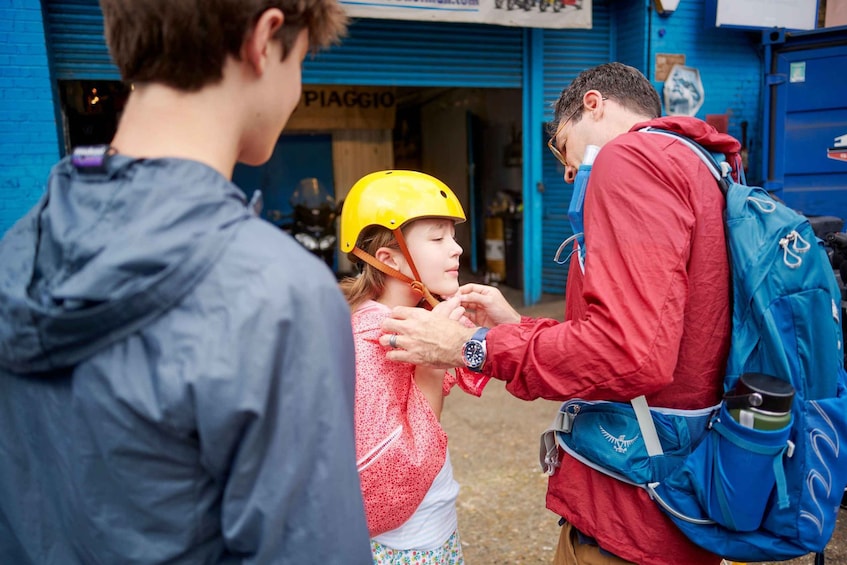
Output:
[305, 19, 523, 87]
[44, 0, 116, 80]
[540, 0, 611, 295]
[44, 0, 523, 88]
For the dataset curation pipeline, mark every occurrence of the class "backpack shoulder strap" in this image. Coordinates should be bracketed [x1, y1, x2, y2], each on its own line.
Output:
[627, 127, 737, 459]
[639, 127, 734, 195]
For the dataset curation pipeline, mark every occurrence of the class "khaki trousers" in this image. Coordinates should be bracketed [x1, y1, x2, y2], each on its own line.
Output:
[553, 521, 635, 565]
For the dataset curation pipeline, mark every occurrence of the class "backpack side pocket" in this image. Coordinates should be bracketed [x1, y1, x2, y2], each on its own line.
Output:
[761, 378, 847, 550]
[654, 404, 792, 533]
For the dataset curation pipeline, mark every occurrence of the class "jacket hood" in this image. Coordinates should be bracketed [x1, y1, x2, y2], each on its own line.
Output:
[632, 116, 743, 175]
[0, 154, 252, 373]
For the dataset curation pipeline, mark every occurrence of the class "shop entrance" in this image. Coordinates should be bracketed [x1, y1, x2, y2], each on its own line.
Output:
[57, 80, 130, 153]
[393, 87, 524, 287]
[54, 81, 524, 287]
[237, 85, 524, 282]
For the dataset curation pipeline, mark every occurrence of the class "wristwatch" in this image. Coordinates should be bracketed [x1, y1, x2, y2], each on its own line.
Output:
[462, 327, 490, 372]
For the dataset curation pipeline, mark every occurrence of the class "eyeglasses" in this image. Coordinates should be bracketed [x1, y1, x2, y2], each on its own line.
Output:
[547, 97, 607, 167]
[546, 114, 573, 167]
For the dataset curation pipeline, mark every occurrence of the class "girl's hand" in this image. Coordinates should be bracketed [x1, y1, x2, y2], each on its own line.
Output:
[431, 295, 469, 324]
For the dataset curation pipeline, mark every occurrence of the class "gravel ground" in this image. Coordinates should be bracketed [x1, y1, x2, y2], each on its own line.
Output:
[443, 378, 562, 564]
[441, 288, 847, 565]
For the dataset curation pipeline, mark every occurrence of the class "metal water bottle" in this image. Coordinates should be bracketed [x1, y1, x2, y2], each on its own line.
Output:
[725, 373, 794, 430]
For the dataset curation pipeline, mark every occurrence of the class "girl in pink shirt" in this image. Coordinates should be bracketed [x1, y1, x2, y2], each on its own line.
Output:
[338, 170, 488, 564]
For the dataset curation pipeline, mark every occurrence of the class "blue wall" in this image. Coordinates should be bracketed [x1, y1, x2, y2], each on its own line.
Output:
[0, 0, 61, 235]
[648, 1, 763, 182]
[539, 0, 613, 296]
[535, 0, 764, 295]
[613, 0, 649, 72]
[0, 0, 768, 238]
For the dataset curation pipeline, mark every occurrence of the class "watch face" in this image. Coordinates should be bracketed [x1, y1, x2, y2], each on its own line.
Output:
[464, 341, 485, 369]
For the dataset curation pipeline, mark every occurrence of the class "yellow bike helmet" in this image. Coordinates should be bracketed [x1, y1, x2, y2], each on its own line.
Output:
[339, 170, 466, 309]
[340, 170, 465, 253]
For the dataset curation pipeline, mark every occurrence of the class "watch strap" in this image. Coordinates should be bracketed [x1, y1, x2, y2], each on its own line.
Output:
[470, 327, 490, 342]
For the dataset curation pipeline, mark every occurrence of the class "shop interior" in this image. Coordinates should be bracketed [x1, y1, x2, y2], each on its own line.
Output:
[57, 81, 524, 285]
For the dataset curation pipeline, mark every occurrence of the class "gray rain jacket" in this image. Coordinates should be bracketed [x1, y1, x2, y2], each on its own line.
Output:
[0, 154, 371, 564]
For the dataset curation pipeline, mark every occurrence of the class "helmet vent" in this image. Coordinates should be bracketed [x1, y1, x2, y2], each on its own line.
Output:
[440, 190, 447, 198]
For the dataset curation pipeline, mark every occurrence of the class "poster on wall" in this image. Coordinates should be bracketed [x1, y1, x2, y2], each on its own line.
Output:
[663, 65, 704, 117]
[340, 0, 591, 29]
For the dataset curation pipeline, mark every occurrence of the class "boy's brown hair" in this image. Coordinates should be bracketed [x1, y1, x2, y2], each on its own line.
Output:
[100, 0, 348, 91]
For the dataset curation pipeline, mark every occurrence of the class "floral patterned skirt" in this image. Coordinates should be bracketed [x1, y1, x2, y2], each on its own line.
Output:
[370, 530, 463, 564]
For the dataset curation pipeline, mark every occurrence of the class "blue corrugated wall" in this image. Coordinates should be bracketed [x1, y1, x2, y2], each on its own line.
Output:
[0, 0, 767, 240]
[44, 0, 115, 80]
[540, 0, 613, 295]
[42, 2, 527, 88]
[0, 0, 60, 235]
[304, 19, 523, 87]
[614, 0, 649, 71]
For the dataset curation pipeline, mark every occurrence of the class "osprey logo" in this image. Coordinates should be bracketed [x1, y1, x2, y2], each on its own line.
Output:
[599, 425, 639, 454]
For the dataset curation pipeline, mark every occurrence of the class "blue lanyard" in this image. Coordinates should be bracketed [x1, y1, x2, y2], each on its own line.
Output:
[555, 145, 600, 272]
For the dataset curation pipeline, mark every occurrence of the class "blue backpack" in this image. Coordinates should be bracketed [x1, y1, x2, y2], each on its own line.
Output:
[540, 129, 847, 562]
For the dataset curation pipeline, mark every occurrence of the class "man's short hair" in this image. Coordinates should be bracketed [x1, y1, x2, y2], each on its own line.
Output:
[550, 62, 661, 134]
[100, 0, 348, 91]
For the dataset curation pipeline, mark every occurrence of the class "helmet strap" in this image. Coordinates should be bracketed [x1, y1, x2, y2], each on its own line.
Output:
[350, 231, 440, 310]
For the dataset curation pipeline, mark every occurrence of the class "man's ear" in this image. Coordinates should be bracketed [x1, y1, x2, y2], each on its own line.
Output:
[375, 247, 403, 270]
[583, 90, 604, 119]
[242, 8, 285, 75]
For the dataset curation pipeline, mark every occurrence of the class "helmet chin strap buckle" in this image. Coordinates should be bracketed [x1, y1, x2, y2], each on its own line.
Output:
[350, 237, 440, 310]
[409, 280, 439, 310]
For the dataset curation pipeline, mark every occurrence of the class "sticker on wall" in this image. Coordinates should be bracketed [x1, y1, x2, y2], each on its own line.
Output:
[789, 62, 806, 83]
[663, 65, 704, 117]
[828, 134, 847, 162]
[655, 53, 686, 82]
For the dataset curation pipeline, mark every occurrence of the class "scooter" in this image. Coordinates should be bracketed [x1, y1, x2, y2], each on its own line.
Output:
[266, 178, 339, 272]
[287, 177, 340, 271]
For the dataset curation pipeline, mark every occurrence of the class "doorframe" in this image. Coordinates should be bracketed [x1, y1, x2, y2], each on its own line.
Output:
[522, 29, 545, 306]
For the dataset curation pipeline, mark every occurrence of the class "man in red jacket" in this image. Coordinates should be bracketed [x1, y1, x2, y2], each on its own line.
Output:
[381, 62, 742, 564]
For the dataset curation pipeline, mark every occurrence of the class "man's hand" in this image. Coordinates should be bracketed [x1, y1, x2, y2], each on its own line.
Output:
[457, 283, 521, 327]
[381, 296, 476, 369]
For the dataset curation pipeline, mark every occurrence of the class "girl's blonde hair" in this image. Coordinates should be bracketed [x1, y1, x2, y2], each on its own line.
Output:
[338, 225, 398, 311]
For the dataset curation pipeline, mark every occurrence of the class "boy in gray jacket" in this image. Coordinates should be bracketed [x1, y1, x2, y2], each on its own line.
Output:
[0, 1, 371, 563]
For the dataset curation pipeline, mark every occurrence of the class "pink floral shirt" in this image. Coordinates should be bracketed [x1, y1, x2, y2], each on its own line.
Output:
[352, 300, 488, 536]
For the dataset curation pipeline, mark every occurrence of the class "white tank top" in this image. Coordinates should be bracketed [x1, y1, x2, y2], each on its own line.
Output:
[371, 450, 460, 550]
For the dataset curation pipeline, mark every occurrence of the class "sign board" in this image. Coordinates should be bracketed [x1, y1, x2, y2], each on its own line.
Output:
[655, 53, 686, 82]
[286, 86, 396, 131]
[340, 0, 592, 29]
[706, 0, 817, 31]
